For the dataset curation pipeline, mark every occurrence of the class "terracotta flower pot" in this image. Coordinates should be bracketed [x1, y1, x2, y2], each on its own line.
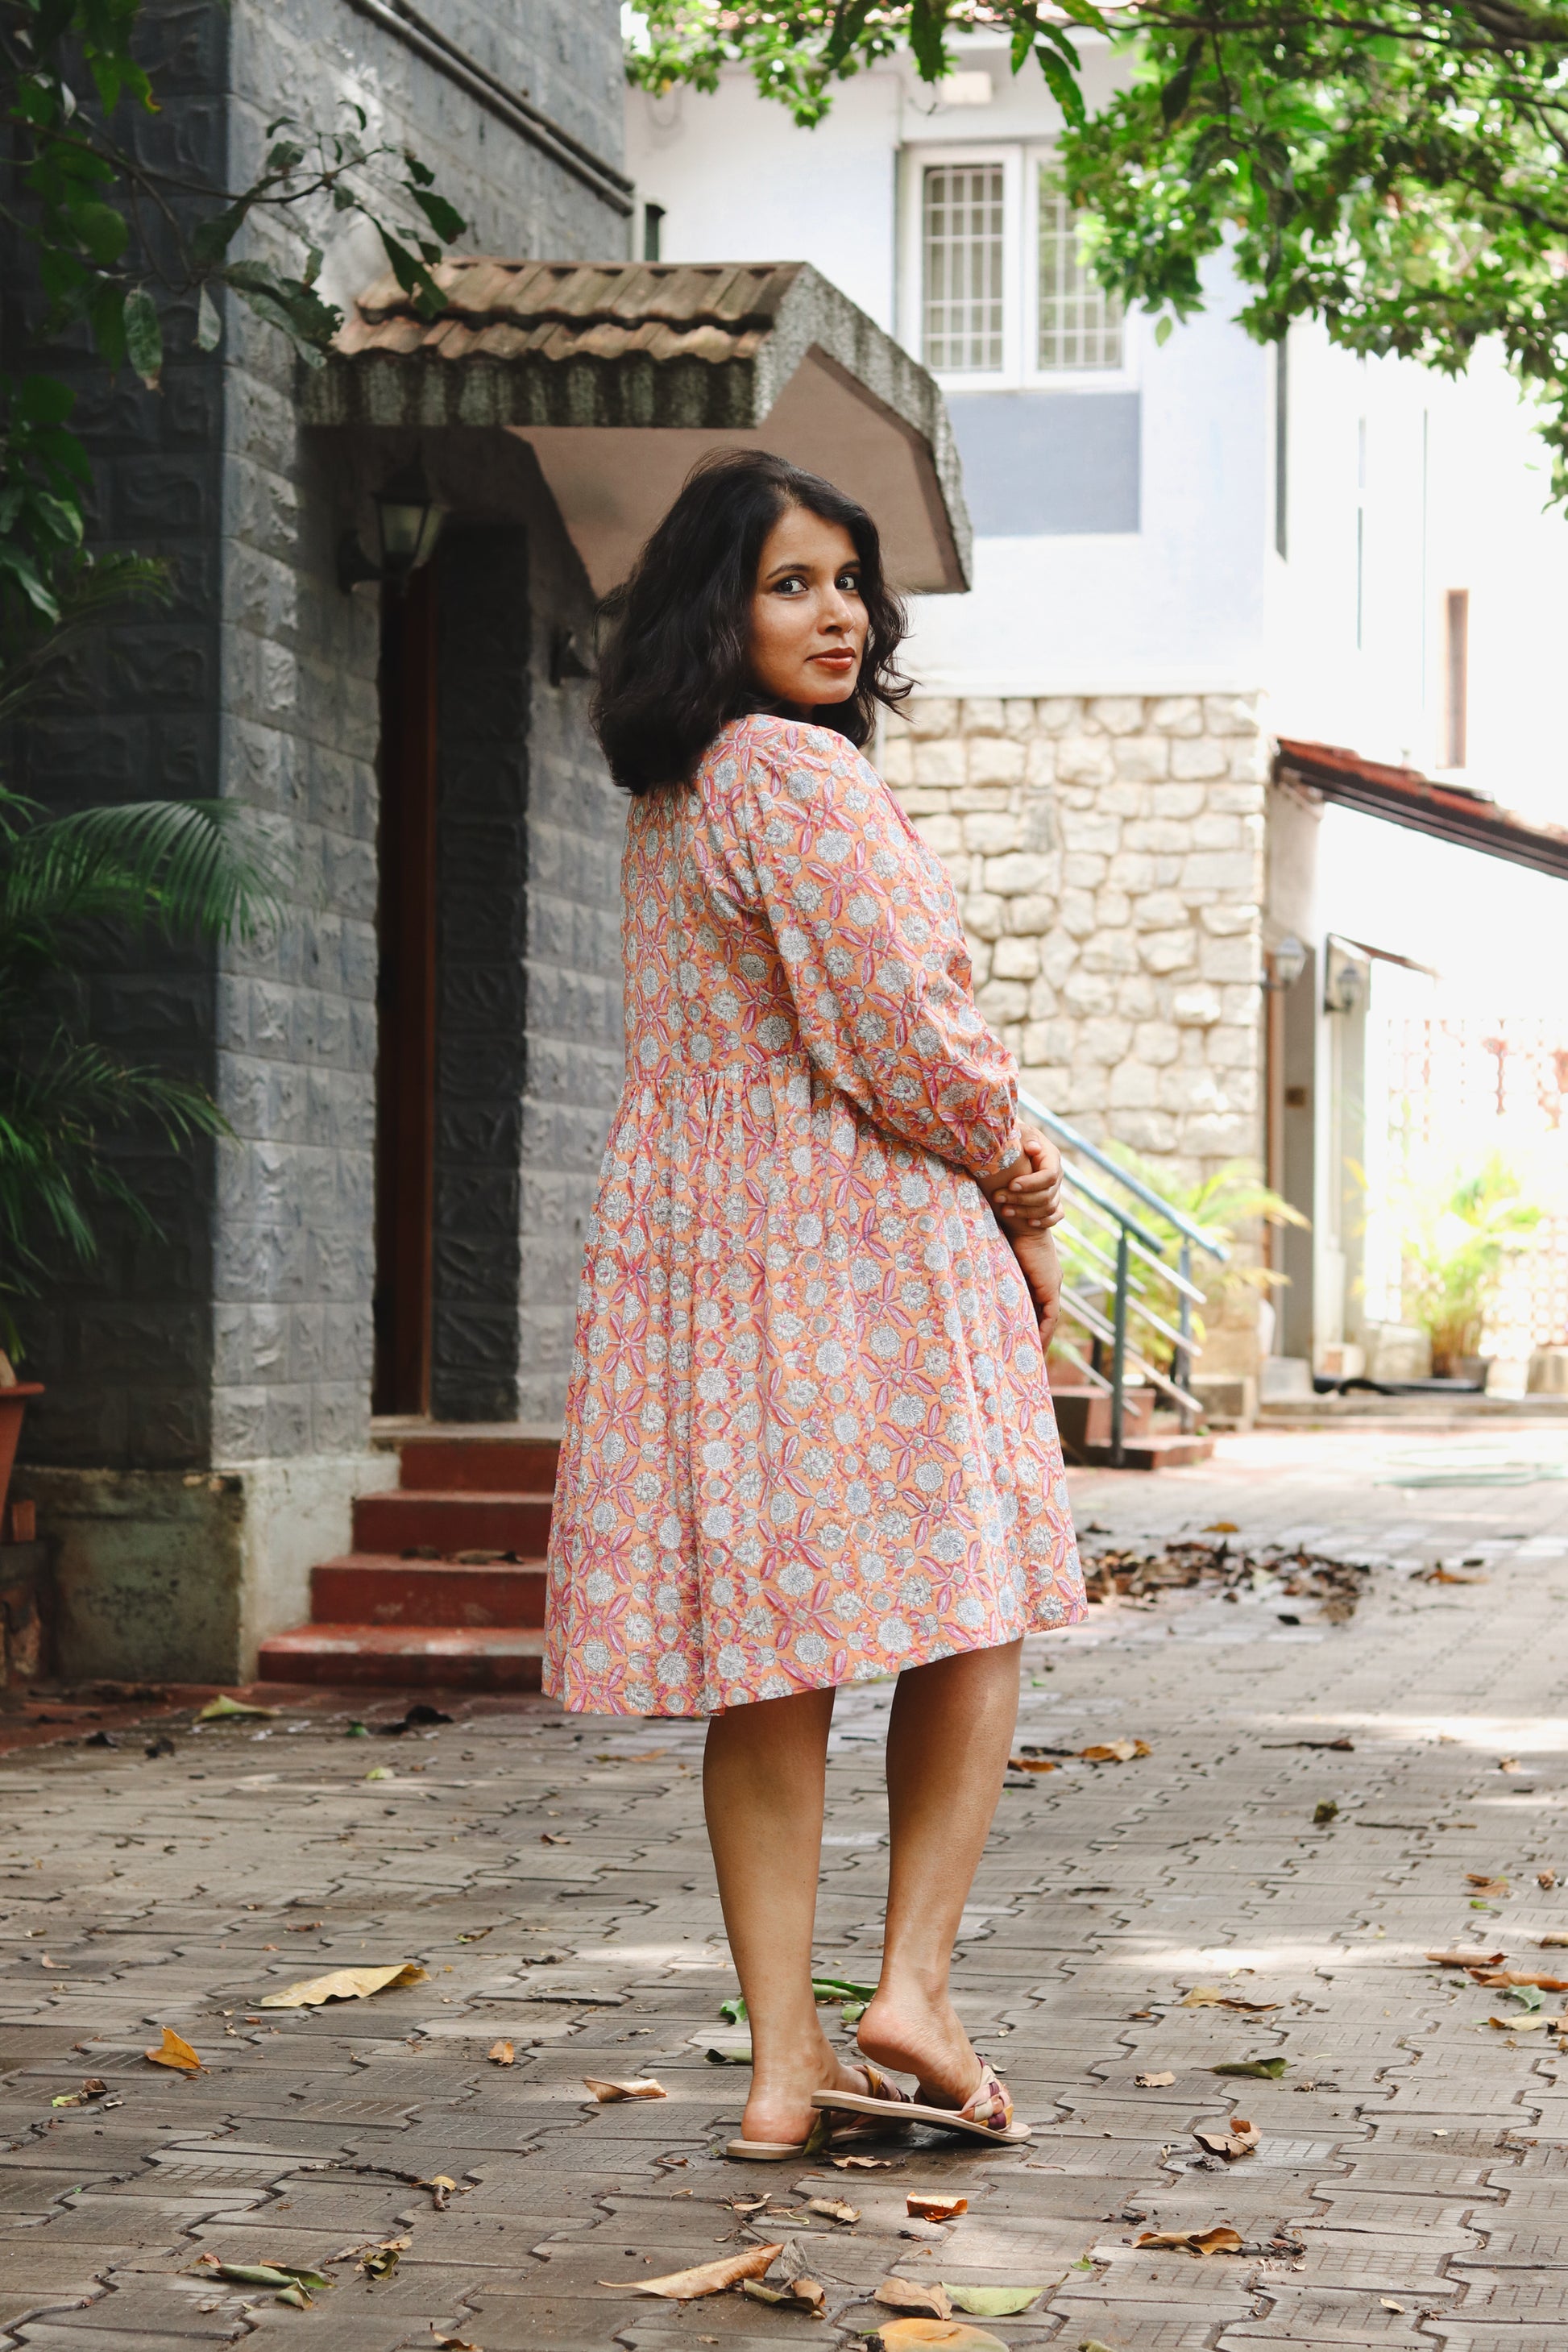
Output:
[0, 1383, 43, 1538]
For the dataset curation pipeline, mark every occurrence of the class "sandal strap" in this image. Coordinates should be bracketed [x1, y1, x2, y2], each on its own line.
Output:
[859, 2061, 913, 2107]
[960, 2056, 1014, 2134]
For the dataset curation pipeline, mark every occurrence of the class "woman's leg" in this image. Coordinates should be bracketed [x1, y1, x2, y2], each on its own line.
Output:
[704, 1685, 869, 2143]
[857, 1638, 1023, 2102]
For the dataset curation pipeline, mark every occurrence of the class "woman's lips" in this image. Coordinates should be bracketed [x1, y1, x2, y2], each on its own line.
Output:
[812, 650, 857, 670]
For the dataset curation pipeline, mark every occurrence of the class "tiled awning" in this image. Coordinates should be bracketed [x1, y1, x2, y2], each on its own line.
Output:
[1275, 737, 1568, 883]
[304, 258, 972, 595]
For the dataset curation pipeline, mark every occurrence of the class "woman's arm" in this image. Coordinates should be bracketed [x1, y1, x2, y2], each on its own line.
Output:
[737, 725, 1023, 1179]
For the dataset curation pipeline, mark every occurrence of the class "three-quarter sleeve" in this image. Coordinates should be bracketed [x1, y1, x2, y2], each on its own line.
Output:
[732, 720, 1021, 1179]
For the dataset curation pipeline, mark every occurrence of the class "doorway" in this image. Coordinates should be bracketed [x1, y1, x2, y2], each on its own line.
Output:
[371, 566, 438, 1415]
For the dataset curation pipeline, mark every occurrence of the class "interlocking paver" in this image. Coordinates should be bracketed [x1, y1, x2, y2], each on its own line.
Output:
[3, 1425, 1568, 2346]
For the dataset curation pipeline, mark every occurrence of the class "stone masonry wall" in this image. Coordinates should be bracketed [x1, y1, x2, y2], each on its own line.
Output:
[880, 693, 1268, 1188]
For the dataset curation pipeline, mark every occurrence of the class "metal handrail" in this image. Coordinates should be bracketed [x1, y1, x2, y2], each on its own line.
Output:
[1020, 1090, 1229, 1263]
[1016, 1088, 1224, 1460]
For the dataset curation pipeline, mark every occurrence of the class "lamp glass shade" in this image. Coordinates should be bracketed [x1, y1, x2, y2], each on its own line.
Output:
[373, 459, 445, 575]
[1271, 933, 1308, 989]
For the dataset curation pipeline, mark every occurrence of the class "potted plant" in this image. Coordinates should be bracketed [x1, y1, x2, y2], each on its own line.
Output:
[1391, 1154, 1541, 1379]
[1054, 1148, 1309, 1379]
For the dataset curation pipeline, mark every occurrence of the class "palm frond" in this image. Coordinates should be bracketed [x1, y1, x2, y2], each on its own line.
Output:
[1, 796, 289, 944]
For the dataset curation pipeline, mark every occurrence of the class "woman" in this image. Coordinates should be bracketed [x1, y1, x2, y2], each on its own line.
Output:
[545, 450, 1085, 2159]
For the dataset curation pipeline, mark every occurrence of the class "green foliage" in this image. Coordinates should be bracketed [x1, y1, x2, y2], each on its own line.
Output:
[0, 3, 467, 612]
[0, 568, 287, 1354]
[1058, 1146, 1306, 1368]
[1383, 1151, 1541, 1370]
[628, 1, 1568, 500]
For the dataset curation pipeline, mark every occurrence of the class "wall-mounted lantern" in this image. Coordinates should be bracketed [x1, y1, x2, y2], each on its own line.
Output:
[1259, 933, 1308, 992]
[1324, 944, 1368, 1014]
[338, 455, 447, 592]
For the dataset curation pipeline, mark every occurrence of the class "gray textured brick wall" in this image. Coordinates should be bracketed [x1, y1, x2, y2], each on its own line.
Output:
[15, 0, 629, 1465]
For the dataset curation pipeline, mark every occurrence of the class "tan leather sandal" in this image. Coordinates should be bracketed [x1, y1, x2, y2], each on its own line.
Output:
[811, 2053, 1030, 2146]
[725, 2062, 911, 2161]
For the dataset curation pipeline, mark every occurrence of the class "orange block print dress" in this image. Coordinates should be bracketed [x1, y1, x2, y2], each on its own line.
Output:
[544, 714, 1085, 1716]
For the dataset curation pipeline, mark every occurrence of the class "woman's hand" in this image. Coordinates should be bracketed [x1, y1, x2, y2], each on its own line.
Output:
[981, 1126, 1064, 1233]
[1009, 1228, 1062, 1349]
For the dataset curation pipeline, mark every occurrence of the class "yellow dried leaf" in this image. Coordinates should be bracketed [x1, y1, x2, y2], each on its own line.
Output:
[1136, 2225, 1243, 2257]
[805, 2195, 860, 2222]
[599, 2243, 782, 2299]
[1136, 2071, 1176, 2087]
[1080, 1739, 1151, 1763]
[832, 2152, 894, 2169]
[877, 2325, 1010, 2350]
[876, 2278, 952, 2317]
[1540, 1932, 1568, 1948]
[1487, 2014, 1549, 2031]
[583, 2076, 666, 2101]
[1195, 2122, 1259, 2159]
[1427, 1949, 1506, 1967]
[1472, 1969, 1568, 1992]
[259, 1963, 427, 2008]
[1467, 1873, 1511, 1897]
[906, 2192, 967, 2221]
[1179, 1987, 1278, 2013]
[1006, 1754, 1059, 1773]
[144, 2026, 201, 2072]
[487, 2039, 514, 2066]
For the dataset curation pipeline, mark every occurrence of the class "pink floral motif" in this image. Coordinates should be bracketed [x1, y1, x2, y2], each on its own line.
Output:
[545, 714, 1085, 1715]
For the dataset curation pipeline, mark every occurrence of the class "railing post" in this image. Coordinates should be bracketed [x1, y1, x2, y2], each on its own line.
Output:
[1110, 1224, 1130, 1467]
[1175, 1236, 1193, 1433]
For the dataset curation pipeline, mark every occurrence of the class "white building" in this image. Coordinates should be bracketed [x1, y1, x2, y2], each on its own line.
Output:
[628, 36, 1568, 1400]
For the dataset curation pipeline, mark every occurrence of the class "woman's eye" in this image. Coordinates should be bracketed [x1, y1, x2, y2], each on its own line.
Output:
[837, 571, 861, 592]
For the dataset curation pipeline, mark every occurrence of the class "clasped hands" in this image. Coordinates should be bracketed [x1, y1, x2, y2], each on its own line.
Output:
[978, 1125, 1064, 1343]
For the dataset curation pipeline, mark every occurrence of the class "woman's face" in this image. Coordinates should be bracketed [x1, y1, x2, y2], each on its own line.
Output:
[748, 503, 869, 711]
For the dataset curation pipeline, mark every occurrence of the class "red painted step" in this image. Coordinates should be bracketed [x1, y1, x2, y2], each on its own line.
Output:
[399, 1436, 560, 1493]
[1051, 1385, 1153, 1461]
[1074, 1432, 1216, 1471]
[352, 1489, 554, 1557]
[258, 1625, 545, 1689]
[310, 1554, 546, 1628]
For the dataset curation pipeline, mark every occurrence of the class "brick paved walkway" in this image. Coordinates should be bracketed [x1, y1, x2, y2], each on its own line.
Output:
[5, 1425, 1568, 2351]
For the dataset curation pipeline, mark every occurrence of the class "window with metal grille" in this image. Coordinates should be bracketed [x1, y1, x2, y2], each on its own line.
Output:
[922, 163, 1006, 371]
[1037, 181, 1122, 370]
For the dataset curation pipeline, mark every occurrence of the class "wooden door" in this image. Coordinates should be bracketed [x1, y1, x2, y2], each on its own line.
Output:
[371, 565, 438, 1416]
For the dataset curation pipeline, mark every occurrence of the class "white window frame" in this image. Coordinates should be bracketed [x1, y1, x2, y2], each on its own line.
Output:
[898, 139, 1137, 394]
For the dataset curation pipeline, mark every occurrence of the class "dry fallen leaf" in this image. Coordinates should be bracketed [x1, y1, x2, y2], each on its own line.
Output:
[197, 1694, 279, 1721]
[431, 2333, 482, 2350]
[877, 2325, 1010, 2352]
[260, 1963, 428, 2008]
[1136, 2071, 1176, 2087]
[876, 2277, 953, 2317]
[583, 2076, 666, 2101]
[805, 2194, 860, 2223]
[1539, 1872, 1558, 1892]
[539, 1831, 570, 1846]
[1006, 1755, 1059, 1773]
[1202, 1520, 1240, 1533]
[1428, 1949, 1507, 1967]
[906, 2192, 967, 2221]
[1136, 2225, 1243, 2257]
[487, 2039, 514, 2066]
[1487, 2014, 1550, 2032]
[832, 2152, 895, 2170]
[743, 2274, 826, 2310]
[1425, 1566, 1488, 1584]
[1467, 1874, 1511, 1897]
[599, 2244, 783, 2299]
[1382, 2300, 1406, 2313]
[1540, 1932, 1568, 1948]
[1179, 1988, 1279, 2013]
[144, 2026, 201, 2072]
[1471, 1969, 1568, 1992]
[1195, 2121, 1259, 2160]
[1080, 1739, 1151, 1763]
[1498, 1757, 1525, 1773]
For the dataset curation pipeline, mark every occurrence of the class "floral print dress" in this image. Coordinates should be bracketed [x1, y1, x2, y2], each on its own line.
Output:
[544, 714, 1085, 1716]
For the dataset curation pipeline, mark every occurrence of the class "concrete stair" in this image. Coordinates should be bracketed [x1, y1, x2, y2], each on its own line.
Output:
[258, 1433, 558, 1690]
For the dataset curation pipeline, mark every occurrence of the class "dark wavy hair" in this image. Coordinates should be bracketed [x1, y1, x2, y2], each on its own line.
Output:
[591, 449, 911, 794]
